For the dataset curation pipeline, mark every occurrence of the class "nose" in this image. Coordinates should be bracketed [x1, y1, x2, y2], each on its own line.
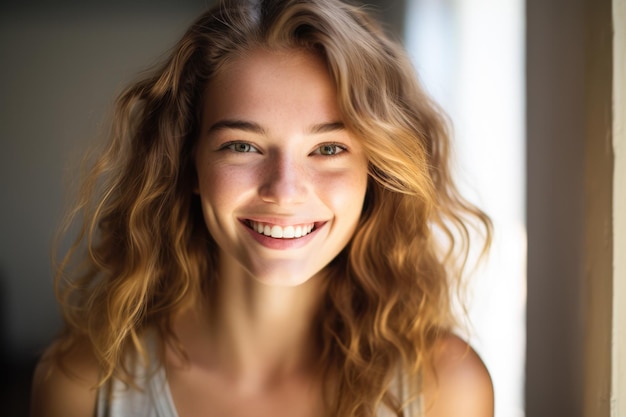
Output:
[258, 152, 308, 205]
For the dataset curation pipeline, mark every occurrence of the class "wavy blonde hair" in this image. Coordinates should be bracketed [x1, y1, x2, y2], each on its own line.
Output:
[52, 0, 491, 415]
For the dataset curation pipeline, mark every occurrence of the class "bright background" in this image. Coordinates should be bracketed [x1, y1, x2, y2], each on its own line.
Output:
[405, 1, 526, 417]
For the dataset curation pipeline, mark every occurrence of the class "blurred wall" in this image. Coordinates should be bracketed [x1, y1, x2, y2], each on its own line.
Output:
[526, 0, 585, 415]
[613, 0, 626, 413]
[0, 0, 212, 358]
[526, 0, 620, 416]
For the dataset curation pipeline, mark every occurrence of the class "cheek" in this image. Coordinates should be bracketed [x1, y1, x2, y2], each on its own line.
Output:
[196, 165, 252, 224]
[195, 165, 255, 253]
[318, 165, 369, 220]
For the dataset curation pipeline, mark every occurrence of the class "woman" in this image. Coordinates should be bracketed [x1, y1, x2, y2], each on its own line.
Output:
[31, 0, 494, 416]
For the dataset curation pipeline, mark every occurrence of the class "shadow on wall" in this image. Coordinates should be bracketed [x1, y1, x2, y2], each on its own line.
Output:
[0, 269, 38, 417]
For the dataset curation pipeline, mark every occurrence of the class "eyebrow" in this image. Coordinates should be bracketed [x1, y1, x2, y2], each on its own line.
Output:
[208, 119, 266, 134]
[207, 119, 345, 135]
[309, 121, 345, 134]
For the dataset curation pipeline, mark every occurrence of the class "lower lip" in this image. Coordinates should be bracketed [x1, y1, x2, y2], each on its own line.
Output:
[241, 221, 325, 250]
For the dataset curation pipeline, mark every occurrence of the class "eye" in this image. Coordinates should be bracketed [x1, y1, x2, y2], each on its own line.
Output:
[224, 142, 259, 153]
[312, 143, 346, 156]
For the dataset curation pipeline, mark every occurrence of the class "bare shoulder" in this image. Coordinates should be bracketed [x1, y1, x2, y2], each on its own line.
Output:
[30, 339, 101, 417]
[422, 333, 494, 417]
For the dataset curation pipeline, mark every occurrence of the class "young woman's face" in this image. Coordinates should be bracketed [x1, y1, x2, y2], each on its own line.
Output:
[195, 49, 369, 286]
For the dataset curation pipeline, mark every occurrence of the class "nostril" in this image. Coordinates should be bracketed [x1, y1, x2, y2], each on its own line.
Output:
[258, 177, 308, 204]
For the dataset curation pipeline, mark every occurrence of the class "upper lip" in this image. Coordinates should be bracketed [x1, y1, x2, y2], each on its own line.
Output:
[239, 216, 324, 227]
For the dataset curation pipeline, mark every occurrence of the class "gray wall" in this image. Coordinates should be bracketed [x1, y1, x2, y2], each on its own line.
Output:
[0, 1, 213, 359]
[0, 5, 215, 416]
[525, 0, 610, 416]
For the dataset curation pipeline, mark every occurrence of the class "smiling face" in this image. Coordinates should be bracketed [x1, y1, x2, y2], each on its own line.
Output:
[194, 49, 369, 287]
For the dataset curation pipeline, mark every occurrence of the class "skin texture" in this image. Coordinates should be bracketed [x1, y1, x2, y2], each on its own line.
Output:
[422, 335, 495, 417]
[194, 48, 369, 288]
[30, 342, 99, 417]
[30, 49, 494, 417]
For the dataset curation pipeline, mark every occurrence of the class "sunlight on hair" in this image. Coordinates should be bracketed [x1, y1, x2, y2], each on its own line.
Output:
[405, 1, 526, 417]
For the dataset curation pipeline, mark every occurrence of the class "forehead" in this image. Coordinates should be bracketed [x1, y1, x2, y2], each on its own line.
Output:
[201, 48, 341, 130]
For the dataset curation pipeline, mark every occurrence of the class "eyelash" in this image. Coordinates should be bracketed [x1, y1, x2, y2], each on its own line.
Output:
[310, 143, 347, 157]
[222, 142, 260, 153]
[220, 141, 348, 157]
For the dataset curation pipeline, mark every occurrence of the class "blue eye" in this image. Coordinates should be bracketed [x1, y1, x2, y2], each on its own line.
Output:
[314, 144, 346, 156]
[225, 142, 258, 153]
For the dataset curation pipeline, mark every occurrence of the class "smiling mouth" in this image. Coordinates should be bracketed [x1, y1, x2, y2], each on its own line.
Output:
[245, 220, 319, 239]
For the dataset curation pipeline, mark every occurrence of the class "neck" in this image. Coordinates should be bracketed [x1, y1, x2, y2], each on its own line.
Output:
[180, 258, 326, 392]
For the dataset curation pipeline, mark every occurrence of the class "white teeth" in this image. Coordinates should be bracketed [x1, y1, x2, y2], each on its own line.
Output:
[283, 226, 295, 238]
[249, 221, 315, 239]
[270, 225, 283, 238]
